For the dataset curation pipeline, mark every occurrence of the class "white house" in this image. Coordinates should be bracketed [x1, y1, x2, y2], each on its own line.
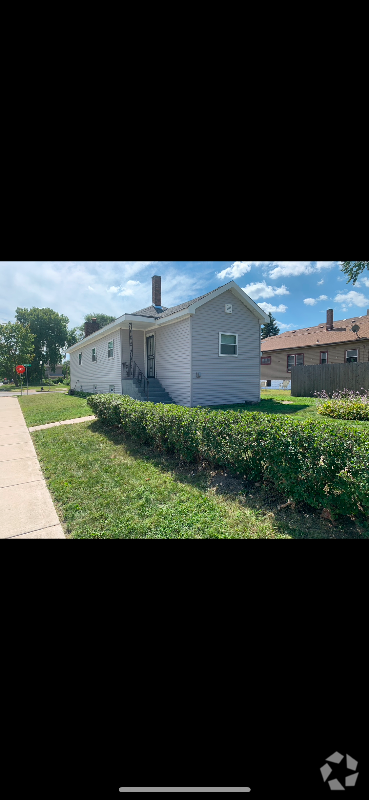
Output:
[66, 276, 269, 407]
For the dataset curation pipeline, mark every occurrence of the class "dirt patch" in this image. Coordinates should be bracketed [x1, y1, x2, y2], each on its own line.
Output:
[208, 471, 244, 495]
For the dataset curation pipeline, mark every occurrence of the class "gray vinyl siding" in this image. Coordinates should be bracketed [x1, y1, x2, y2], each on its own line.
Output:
[155, 317, 191, 406]
[70, 330, 122, 393]
[120, 329, 145, 374]
[191, 290, 261, 406]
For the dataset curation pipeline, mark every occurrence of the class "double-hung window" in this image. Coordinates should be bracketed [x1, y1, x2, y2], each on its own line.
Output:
[92, 348, 97, 362]
[78, 353, 82, 365]
[287, 353, 304, 372]
[320, 352, 328, 364]
[219, 332, 238, 356]
[108, 341, 114, 359]
[346, 349, 358, 363]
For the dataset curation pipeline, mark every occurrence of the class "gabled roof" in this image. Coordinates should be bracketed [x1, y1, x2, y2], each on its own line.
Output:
[261, 313, 369, 352]
[131, 284, 239, 319]
[66, 281, 269, 353]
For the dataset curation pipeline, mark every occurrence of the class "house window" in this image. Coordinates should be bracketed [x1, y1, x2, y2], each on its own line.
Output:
[287, 353, 304, 372]
[109, 385, 115, 392]
[108, 341, 114, 358]
[261, 356, 271, 365]
[78, 353, 82, 365]
[320, 352, 328, 364]
[346, 349, 358, 363]
[92, 348, 96, 362]
[219, 332, 238, 356]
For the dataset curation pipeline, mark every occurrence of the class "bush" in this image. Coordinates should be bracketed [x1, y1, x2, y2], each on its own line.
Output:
[87, 394, 369, 520]
[68, 389, 95, 399]
[314, 388, 369, 420]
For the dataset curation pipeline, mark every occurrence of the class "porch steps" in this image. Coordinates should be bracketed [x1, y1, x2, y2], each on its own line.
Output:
[133, 377, 175, 404]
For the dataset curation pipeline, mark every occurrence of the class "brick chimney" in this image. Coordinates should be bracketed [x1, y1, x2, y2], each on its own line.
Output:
[152, 275, 161, 308]
[326, 309, 333, 331]
[84, 317, 100, 338]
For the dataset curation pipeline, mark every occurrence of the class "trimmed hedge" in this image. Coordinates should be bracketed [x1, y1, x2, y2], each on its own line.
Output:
[87, 394, 369, 519]
[68, 389, 95, 399]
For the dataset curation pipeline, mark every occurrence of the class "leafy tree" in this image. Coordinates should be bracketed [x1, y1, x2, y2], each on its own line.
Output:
[261, 313, 280, 340]
[75, 313, 117, 341]
[62, 361, 70, 381]
[0, 322, 35, 386]
[340, 261, 369, 285]
[15, 307, 78, 383]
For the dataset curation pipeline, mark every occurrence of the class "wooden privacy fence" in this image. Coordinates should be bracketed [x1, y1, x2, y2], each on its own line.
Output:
[291, 362, 369, 397]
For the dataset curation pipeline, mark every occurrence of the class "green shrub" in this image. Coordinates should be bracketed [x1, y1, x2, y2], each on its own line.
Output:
[68, 389, 95, 399]
[87, 395, 369, 520]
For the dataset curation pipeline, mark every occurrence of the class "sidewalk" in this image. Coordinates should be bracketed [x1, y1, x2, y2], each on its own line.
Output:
[0, 397, 65, 539]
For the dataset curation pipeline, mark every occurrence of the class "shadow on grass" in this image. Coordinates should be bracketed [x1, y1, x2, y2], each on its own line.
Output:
[208, 399, 315, 416]
[89, 420, 368, 540]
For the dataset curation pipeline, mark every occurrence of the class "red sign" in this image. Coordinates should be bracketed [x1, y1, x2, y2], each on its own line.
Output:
[16, 365, 26, 374]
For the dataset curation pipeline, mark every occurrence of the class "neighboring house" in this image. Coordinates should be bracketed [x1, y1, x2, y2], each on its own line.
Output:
[44, 363, 64, 378]
[66, 275, 269, 406]
[260, 308, 369, 383]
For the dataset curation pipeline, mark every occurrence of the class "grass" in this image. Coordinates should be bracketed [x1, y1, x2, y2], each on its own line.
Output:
[209, 390, 369, 430]
[0, 383, 68, 392]
[18, 392, 92, 426]
[30, 419, 369, 539]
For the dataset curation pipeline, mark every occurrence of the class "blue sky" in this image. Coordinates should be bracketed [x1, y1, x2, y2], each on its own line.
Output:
[1, 260, 368, 332]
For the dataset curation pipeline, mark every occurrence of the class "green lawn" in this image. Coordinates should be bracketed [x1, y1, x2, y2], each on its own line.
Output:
[210, 390, 369, 430]
[18, 392, 92, 426]
[30, 420, 368, 539]
[0, 383, 68, 392]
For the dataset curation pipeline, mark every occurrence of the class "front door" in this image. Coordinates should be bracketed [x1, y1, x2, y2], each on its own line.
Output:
[147, 335, 155, 377]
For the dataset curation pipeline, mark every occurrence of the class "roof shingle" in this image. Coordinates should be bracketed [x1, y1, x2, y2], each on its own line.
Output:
[261, 314, 369, 351]
[130, 282, 234, 319]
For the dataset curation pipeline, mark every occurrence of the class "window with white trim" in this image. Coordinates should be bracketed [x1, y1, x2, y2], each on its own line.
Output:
[287, 353, 304, 371]
[219, 332, 238, 356]
[78, 353, 82, 365]
[92, 348, 96, 362]
[109, 385, 115, 392]
[346, 349, 358, 363]
[108, 341, 114, 358]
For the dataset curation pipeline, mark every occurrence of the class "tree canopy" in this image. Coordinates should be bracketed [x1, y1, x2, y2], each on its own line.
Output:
[0, 322, 35, 385]
[261, 313, 280, 340]
[340, 261, 369, 285]
[75, 312, 117, 341]
[15, 307, 78, 382]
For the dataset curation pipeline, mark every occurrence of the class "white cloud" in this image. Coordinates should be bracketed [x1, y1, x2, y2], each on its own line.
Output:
[360, 277, 369, 287]
[216, 261, 254, 279]
[304, 295, 328, 306]
[242, 281, 289, 300]
[334, 290, 369, 308]
[107, 286, 119, 293]
[127, 280, 140, 286]
[118, 288, 134, 296]
[267, 262, 314, 279]
[257, 302, 288, 314]
[317, 279, 324, 285]
[276, 321, 297, 330]
[88, 286, 95, 291]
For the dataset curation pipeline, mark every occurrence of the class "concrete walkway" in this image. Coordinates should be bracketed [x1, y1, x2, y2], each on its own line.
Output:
[0, 397, 65, 539]
[29, 415, 96, 432]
